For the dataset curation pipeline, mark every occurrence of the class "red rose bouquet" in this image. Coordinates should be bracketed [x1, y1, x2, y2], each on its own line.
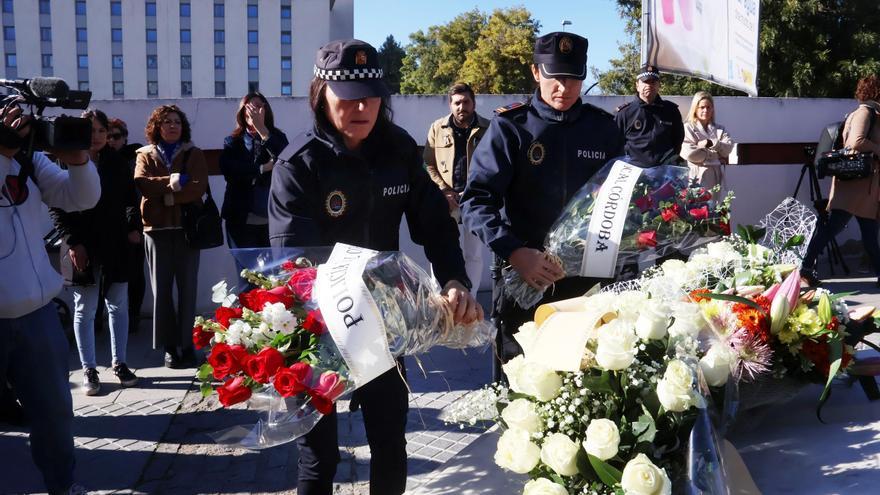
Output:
[503, 160, 734, 308]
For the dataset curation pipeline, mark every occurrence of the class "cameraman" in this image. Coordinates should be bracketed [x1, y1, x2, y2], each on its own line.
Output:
[0, 104, 98, 494]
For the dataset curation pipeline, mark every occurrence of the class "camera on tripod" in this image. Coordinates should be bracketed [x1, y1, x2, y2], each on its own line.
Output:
[0, 76, 93, 151]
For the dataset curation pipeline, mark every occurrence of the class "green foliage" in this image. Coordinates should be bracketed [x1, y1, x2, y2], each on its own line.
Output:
[602, 0, 880, 97]
[587, 453, 623, 487]
[400, 8, 539, 94]
[377, 35, 406, 94]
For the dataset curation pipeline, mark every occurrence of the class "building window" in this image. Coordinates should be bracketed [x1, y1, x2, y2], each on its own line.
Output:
[248, 81, 259, 93]
[3, 26, 14, 41]
[40, 27, 51, 41]
[214, 30, 224, 43]
[110, 2, 121, 16]
[214, 3, 224, 17]
[248, 56, 259, 70]
[113, 81, 124, 96]
[147, 81, 158, 96]
[39, 0, 50, 14]
[248, 30, 258, 44]
[281, 83, 292, 96]
[215, 81, 225, 96]
[75, 1, 86, 15]
[181, 81, 192, 96]
[76, 28, 87, 42]
[78, 55, 88, 68]
[78, 81, 89, 91]
[146, 29, 157, 43]
[1, 0, 11, 14]
[112, 29, 123, 42]
[112, 55, 124, 68]
[281, 6, 291, 19]
[281, 57, 291, 70]
[214, 56, 225, 69]
[41, 54, 52, 68]
[181, 55, 191, 69]
[180, 30, 191, 43]
[5, 53, 15, 68]
[247, 4, 258, 18]
[281, 31, 291, 44]
[146, 55, 158, 68]
[145, 2, 156, 16]
[180, 3, 190, 17]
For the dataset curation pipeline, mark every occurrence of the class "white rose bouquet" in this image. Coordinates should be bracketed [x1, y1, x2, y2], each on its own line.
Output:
[449, 291, 724, 495]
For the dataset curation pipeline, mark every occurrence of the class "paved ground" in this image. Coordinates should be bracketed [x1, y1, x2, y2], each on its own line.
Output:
[2, 256, 880, 495]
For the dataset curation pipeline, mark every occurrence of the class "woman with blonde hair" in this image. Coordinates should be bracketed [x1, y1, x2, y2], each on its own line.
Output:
[680, 91, 735, 189]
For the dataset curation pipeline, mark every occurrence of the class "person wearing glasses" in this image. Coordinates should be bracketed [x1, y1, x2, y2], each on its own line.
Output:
[134, 105, 207, 369]
[219, 93, 288, 272]
[50, 109, 141, 396]
[0, 104, 98, 495]
[108, 118, 147, 335]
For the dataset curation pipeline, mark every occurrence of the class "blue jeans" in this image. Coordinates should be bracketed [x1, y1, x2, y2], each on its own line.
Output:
[803, 209, 880, 277]
[0, 303, 76, 494]
[72, 280, 129, 369]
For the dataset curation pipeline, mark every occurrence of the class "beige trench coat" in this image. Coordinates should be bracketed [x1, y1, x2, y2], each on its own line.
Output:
[828, 101, 880, 219]
[680, 121, 734, 189]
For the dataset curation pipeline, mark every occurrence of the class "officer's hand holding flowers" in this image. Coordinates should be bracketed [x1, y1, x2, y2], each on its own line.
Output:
[442, 280, 483, 325]
[509, 247, 565, 290]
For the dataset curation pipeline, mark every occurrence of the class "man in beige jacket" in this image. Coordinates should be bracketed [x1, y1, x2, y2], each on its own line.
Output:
[424, 83, 490, 292]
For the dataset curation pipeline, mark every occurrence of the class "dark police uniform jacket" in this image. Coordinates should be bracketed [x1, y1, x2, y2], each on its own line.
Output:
[615, 95, 685, 167]
[268, 123, 469, 287]
[461, 91, 624, 262]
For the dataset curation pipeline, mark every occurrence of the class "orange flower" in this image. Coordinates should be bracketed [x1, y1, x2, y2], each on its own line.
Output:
[733, 304, 771, 344]
[689, 289, 711, 303]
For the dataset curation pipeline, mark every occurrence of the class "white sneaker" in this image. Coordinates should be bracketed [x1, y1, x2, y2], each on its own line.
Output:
[82, 368, 100, 396]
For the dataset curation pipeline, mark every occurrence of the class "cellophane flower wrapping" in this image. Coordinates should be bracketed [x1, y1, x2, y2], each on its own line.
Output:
[443, 289, 730, 494]
[201, 245, 495, 449]
[503, 159, 734, 309]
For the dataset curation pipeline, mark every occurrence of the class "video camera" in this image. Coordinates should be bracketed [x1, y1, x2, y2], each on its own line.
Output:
[0, 76, 93, 151]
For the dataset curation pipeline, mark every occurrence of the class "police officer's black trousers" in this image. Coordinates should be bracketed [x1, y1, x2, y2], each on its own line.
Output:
[492, 276, 604, 379]
[296, 361, 409, 495]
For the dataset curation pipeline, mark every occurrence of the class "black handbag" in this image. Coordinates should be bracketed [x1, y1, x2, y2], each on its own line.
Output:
[179, 149, 224, 249]
[817, 105, 877, 181]
[817, 149, 874, 181]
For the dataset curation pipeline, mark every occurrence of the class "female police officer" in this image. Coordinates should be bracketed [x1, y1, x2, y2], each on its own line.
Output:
[268, 39, 482, 495]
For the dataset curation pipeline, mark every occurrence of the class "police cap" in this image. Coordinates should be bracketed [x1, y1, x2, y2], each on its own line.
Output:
[533, 32, 588, 81]
[637, 64, 661, 82]
[314, 39, 390, 100]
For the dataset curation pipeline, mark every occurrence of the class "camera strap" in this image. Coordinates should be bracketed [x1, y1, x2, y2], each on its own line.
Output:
[14, 150, 37, 188]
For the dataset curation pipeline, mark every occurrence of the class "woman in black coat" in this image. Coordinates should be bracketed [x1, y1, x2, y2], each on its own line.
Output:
[50, 109, 141, 395]
[219, 93, 288, 270]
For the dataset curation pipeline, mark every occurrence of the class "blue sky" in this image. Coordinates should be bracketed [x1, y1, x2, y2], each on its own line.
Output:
[353, 0, 629, 81]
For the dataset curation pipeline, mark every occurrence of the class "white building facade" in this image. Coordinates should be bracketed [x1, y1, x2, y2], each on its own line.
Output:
[0, 0, 353, 99]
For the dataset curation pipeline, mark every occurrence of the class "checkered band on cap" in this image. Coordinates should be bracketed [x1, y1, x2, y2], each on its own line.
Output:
[313, 66, 384, 81]
[638, 69, 660, 80]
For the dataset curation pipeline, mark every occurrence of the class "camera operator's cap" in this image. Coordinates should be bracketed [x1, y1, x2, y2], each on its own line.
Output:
[637, 64, 661, 82]
[533, 32, 588, 80]
[313, 39, 389, 100]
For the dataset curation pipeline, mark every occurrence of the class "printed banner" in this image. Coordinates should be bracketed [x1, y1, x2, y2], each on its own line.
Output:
[642, 0, 760, 96]
[315, 243, 395, 388]
[581, 160, 643, 278]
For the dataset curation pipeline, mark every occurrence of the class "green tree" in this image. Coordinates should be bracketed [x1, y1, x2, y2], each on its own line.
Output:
[401, 9, 486, 94]
[400, 7, 539, 94]
[378, 35, 406, 94]
[600, 0, 880, 97]
[459, 7, 540, 94]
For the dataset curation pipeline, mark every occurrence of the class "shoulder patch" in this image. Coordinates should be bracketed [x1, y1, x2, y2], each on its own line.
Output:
[615, 101, 631, 112]
[282, 131, 317, 163]
[494, 101, 527, 115]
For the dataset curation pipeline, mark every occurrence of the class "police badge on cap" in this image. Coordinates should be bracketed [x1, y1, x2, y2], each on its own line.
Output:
[533, 32, 588, 81]
[637, 64, 661, 82]
[314, 39, 390, 100]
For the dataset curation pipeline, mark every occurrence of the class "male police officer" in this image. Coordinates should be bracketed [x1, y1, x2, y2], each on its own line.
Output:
[615, 65, 685, 167]
[461, 32, 623, 373]
[424, 82, 490, 293]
